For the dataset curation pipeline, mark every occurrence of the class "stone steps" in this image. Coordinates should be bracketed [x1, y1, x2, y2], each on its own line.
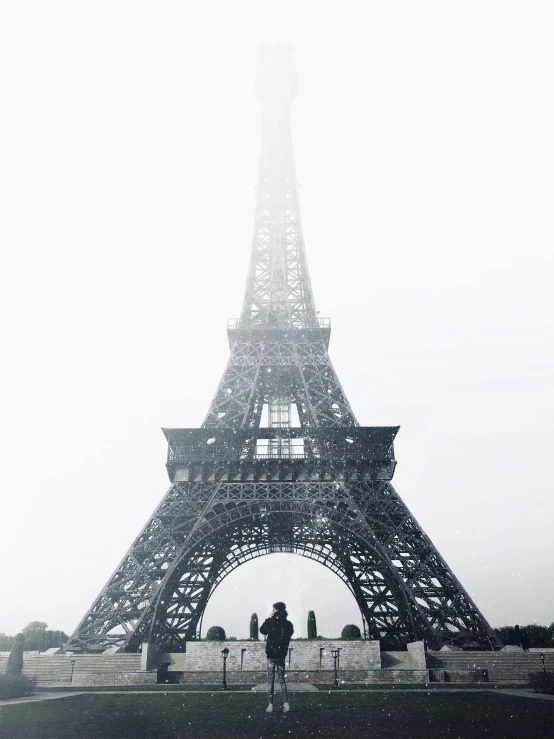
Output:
[427, 651, 554, 682]
[4, 648, 552, 686]
[10, 654, 148, 686]
[69, 656, 143, 673]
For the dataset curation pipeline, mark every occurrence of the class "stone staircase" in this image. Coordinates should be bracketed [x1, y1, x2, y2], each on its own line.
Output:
[427, 650, 554, 683]
[1, 653, 155, 686]
[70, 654, 155, 686]
[21, 655, 74, 684]
[69, 654, 143, 673]
[3, 647, 552, 686]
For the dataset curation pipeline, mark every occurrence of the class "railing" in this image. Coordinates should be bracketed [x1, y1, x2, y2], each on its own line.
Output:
[227, 317, 331, 330]
[254, 452, 307, 460]
[168, 451, 393, 462]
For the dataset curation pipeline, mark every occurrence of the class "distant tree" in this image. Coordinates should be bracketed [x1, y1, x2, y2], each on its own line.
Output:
[22, 621, 48, 635]
[249, 613, 259, 641]
[522, 625, 551, 649]
[21, 622, 47, 651]
[341, 624, 362, 640]
[6, 634, 25, 677]
[0, 633, 13, 651]
[44, 629, 68, 649]
[495, 626, 515, 646]
[307, 611, 317, 639]
[495, 624, 553, 650]
[17, 623, 68, 652]
[515, 625, 529, 651]
[205, 626, 226, 641]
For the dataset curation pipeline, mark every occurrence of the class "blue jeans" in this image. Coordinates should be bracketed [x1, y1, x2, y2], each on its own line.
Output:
[267, 657, 288, 704]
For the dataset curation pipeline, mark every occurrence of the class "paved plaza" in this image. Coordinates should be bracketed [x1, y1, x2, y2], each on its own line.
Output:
[1, 686, 553, 738]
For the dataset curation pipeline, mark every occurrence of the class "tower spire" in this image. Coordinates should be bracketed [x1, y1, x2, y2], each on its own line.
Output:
[241, 43, 317, 328]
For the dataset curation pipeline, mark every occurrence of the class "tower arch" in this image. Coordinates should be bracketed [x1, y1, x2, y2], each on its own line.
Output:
[121, 501, 465, 652]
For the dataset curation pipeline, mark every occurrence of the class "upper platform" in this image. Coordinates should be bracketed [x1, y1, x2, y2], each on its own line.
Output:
[163, 426, 399, 483]
[227, 316, 331, 349]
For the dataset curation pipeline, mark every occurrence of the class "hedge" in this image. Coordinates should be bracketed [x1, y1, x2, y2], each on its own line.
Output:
[0, 674, 37, 701]
[529, 671, 554, 695]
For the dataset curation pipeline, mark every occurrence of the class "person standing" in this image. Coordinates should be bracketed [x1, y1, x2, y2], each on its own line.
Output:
[260, 601, 294, 713]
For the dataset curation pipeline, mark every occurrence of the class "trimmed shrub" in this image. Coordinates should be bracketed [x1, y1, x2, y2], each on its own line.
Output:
[0, 674, 36, 700]
[529, 672, 554, 695]
[307, 610, 317, 639]
[341, 624, 361, 640]
[6, 634, 25, 677]
[249, 613, 259, 641]
[206, 626, 226, 641]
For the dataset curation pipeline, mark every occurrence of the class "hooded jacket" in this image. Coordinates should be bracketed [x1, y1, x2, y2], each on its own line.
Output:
[260, 611, 294, 659]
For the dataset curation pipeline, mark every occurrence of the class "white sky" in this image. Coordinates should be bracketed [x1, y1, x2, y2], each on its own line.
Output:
[0, 1, 553, 641]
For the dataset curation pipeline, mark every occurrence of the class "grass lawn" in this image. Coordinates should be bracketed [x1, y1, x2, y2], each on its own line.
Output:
[1, 690, 553, 739]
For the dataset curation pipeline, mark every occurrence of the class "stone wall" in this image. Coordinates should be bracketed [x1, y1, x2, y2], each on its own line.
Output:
[7, 642, 551, 686]
[407, 641, 426, 670]
[166, 640, 380, 673]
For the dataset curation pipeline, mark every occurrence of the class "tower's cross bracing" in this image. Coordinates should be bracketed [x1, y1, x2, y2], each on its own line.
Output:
[67, 43, 501, 653]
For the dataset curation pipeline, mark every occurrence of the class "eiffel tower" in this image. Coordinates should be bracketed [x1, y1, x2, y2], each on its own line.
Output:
[67, 44, 501, 653]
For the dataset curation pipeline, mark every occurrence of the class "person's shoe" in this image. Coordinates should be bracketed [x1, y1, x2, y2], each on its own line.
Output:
[283, 702, 290, 713]
[266, 703, 273, 713]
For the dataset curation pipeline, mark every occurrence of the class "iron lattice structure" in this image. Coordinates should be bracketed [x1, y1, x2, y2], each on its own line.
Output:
[67, 44, 501, 653]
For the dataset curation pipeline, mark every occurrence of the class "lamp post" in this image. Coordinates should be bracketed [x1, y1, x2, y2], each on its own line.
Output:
[540, 652, 546, 674]
[221, 647, 229, 690]
[331, 649, 340, 688]
[70, 659, 76, 683]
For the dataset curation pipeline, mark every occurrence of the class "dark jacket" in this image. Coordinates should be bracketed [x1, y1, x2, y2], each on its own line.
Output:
[260, 612, 294, 659]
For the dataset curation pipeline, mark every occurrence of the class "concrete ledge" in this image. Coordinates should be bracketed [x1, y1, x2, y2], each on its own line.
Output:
[407, 641, 426, 670]
[177, 670, 370, 685]
[366, 670, 429, 684]
[430, 669, 489, 683]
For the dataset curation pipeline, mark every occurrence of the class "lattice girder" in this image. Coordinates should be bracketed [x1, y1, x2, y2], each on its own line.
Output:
[68, 478, 500, 652]
[203, 332, 356, 430]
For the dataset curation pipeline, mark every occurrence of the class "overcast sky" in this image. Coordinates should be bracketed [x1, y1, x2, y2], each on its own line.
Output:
[1, 2, 553, 641]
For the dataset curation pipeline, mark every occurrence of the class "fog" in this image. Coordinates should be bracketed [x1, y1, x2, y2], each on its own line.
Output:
[0, 2, 553, 641]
